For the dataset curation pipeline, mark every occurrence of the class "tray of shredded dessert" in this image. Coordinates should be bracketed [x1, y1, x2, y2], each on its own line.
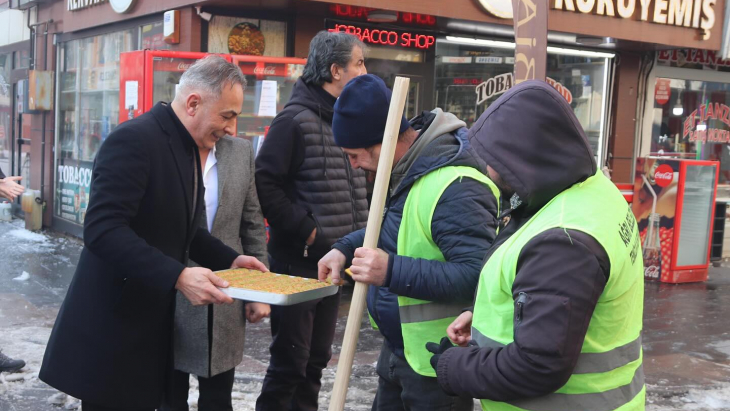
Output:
[214, 268, 339, 305]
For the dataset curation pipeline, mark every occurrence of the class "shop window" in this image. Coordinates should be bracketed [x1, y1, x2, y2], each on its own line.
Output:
[649, 77, 730, 184]
[140, 21, 171, 51]
[13, 49, 29, 69]
[368, 46, 424, 63]
[207, 16, 287, 57]
[55, 30, 136, 225]
[434, 39, 612, 161]
[0, 53, 11, 178]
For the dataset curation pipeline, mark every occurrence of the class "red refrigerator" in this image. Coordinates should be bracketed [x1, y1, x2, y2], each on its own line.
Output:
[230, 55, 305, 153]
[633, 157, 720, 283]
[119, 50, 231, 124]
[119, 50, 305, 154]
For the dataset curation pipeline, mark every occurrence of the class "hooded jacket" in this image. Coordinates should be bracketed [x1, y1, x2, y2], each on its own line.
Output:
[255, 79, 369, 271]
[333, 109, 500, 358]
[436, 81, 612, 401]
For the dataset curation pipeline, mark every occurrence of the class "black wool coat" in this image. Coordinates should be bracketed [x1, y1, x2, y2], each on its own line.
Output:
[39, 102, 239, 409]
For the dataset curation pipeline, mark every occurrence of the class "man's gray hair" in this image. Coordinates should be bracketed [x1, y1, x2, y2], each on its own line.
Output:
[302, 31, 367, 86]
[177, 55, 246, 97]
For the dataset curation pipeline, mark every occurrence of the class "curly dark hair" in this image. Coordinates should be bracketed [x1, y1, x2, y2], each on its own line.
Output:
[301, 31, 367, 86]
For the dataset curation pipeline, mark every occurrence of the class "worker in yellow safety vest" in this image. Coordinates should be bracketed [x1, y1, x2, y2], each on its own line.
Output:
[318, 74, 501, 411]
[427, 80, 645, 411]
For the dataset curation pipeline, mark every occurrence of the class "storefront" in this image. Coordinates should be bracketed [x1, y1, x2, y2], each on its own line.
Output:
[638, 49, 730, 260]
[53, 18, 167, 233]
[45, 1, 299, 235]
[0, 5, 32, 213]
[7, 0, 726, 235]
[325, 5, 438, 118]
[434, 38, 613, 162]
[640, 50, 730, 181]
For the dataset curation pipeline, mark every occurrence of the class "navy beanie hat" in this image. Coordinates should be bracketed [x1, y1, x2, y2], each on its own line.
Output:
[333, 74, 411, 149]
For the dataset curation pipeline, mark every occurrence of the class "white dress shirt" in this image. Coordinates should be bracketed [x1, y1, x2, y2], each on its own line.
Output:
[202, 146, 218, 233]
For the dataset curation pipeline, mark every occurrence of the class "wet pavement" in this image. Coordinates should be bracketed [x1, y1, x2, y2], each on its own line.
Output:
[2, 217, 730, 410]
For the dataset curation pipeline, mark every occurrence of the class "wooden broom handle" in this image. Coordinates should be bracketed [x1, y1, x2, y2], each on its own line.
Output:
[328, 76, 411, 411]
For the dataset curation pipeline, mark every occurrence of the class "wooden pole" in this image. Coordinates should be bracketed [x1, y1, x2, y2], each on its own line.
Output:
[512, 0, 548, 83]
[328, 76, 411, 411]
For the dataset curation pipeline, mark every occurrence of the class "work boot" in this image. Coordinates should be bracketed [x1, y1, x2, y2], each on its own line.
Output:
[0, 351, 25, 372]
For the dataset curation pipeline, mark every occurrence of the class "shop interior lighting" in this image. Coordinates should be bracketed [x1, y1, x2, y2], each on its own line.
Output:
[673, 90, 684, 116]
[445, 36, 615, 58]
[445, 36, 516, 49]
[576, 36, 604, 46]
[697, 122, 707, 131]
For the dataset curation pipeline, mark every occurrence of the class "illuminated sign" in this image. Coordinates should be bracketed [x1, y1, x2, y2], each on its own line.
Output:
[552, 0, 717, 36]
[476, 0, 514, 18]
[452, 78, 482, 85]
[476, 0, 718, 38]
[329, 5, 437, 26]
[658, 49, 730, 69]
[683, 102, 730, 142]
[328, 24, 435, 50]
[68, 0, 136, 13]
[68, 0, 106, 11]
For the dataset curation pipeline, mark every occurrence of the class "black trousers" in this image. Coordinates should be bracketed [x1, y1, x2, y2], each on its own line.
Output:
[158, 368, 236, 411]
[256, 257, 341, 411]
[371, 343, 474, 411]
[81, 402, 153, 411]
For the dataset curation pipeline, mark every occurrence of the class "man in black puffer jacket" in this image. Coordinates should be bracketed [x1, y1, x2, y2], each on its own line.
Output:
[254, 31, 369, 411]
[318, 74, 501, 411]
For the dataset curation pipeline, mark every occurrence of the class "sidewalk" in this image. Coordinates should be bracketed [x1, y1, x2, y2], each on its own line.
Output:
[2, 219, 730, 410]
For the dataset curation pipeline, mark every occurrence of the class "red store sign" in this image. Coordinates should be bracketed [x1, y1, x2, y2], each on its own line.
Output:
[328, 24, 435, 50]
[329, 5, 437, 26]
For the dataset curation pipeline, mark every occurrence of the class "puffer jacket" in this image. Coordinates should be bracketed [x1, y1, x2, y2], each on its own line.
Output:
[333, 109, 500, 358]
[255, 79, 369, 271]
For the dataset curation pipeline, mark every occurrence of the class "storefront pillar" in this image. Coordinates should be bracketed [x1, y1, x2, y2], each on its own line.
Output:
[609, 52, 642, 183]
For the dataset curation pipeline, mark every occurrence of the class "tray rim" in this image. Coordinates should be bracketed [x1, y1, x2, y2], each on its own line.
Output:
[214, 269, 339, 306]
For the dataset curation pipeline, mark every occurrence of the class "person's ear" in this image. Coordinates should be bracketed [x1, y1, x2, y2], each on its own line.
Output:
[185, 93, 202, 116]
[330, 64, 342, 82]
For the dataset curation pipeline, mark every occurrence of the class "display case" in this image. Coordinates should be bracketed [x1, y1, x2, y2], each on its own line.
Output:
[119, 50, 230, 123]
[230, 55, 305, 154]
[633, 157, 719, 283]
[119, 51, 305, 155]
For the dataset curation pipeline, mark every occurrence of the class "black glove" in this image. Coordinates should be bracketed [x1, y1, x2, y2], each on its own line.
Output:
[425, 336, 454, 372]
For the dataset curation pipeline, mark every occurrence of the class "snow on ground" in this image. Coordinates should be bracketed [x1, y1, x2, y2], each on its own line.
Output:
[647, 382, 730, 410]
[12, 272, 29, 282]
[6, 229, 51, 243]
[708, 341, 730, 358]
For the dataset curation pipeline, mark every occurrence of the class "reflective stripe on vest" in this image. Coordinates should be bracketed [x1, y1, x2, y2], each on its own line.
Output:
[472, 171, 645, 411]
[505, 365, 645, 411]
[393, 165, 500, 377]
[398, 301, 464, 323]
[473, 331, 643, 375]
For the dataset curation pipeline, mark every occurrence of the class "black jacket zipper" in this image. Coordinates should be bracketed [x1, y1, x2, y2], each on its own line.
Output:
[343, 153, 358, 231]
[515, 292, 528, 324]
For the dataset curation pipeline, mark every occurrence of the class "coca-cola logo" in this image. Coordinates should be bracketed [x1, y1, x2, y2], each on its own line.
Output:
[644, 265, 660, 279]
[654, 164, 674, 187]
[253, 66, 277, 75]
[178, 62, 192, 70]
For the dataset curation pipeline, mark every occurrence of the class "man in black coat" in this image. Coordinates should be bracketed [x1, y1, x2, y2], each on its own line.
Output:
[39, 56, 267, 411]
[254, 31, 369, 411]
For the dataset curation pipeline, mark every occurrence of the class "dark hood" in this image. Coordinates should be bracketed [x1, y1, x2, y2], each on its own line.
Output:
[467, 80, 596, 214]
[392, 110, 486, 197]
[285, 78, 335, 123]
